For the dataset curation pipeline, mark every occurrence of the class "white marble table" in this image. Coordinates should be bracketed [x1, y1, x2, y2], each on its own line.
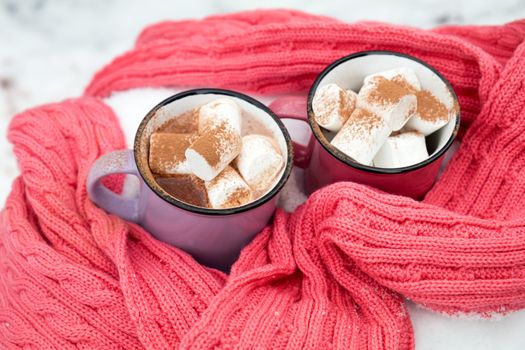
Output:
[1, 1, 525, 349]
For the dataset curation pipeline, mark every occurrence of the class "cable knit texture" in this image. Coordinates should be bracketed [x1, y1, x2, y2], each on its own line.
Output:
[2, 10, 525, 349]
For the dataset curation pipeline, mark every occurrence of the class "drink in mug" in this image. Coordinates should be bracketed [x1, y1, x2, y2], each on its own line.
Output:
[87, 89, 293, 271]
[270, 50, 460, 199]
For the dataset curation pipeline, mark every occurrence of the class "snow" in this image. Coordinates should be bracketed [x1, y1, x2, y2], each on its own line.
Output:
[2, 1, 525, 348]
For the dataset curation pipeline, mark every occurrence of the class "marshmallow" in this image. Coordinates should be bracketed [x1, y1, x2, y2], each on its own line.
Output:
[364, 67, 421, 92]
[198, 98, 242, 134]
[312, 83, 357, 132]
[235, 135, 284, 193]
[357, 76, 417, 131]
[405, 90, 453, 136]
[185, 122, 242, 181]
[331, 108, 391, 165]
[373, 131, 429, 168]
[155, 174, 209, 207]
[205, 166, 253, 209]
[149, 133, 197, 174]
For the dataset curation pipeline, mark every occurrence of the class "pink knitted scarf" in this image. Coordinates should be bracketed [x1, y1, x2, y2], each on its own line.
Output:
[2, 10, 525, 349]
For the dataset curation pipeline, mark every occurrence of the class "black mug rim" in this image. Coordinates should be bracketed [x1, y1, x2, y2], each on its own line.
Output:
[134, 88, 294, 216]
[307, 50, 461, 174]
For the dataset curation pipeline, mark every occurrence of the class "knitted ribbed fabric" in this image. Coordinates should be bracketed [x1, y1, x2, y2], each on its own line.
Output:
[2, 9, 525, 350]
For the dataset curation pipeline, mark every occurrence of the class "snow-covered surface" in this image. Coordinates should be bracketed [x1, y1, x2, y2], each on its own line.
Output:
[1, 1, 525, 349]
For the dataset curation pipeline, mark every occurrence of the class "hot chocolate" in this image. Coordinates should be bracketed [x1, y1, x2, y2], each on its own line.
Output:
[312, 67, 455, 168]
[149, 98, 284, 209]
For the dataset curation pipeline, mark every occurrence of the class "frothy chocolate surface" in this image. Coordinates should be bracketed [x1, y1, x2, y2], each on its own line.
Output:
[158, 109, 199, 133]
[154, 175, 209, 207]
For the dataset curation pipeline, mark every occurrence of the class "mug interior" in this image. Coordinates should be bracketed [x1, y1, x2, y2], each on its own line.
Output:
[308, 51, 460, 173]
[134, 89, 293, 215]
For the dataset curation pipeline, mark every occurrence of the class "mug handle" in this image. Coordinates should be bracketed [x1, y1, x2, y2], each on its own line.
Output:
[270, 96, 314, 168]
[86, 149, 140, 222]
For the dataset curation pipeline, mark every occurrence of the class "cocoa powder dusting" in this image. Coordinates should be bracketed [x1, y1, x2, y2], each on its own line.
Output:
[223, 187, 252, 208]
[313, 85, 354, 126]
[148, 133, 196, 174]
[416, 90, 449, 122]
[367, 76, 412, 105]
[391, 75, 417, 93]
[158, 108, 199, 133]
[338, 89, 354, 120]
[253, 156, 284, 197]
[348, 108, 382, 132]
[336, 108, 384, 142]
[189, 123, 241, 167]
[205, 166, 252, 209]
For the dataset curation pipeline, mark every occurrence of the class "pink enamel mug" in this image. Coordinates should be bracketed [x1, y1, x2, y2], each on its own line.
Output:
[87, 89, 293, 271]
[270, 50, 460, 199]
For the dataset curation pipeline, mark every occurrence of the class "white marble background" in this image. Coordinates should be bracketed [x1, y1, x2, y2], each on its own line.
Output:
[1, 1, 525, 349]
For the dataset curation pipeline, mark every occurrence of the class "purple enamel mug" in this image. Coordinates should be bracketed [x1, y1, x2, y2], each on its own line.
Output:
[87, 89, 293, 271]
